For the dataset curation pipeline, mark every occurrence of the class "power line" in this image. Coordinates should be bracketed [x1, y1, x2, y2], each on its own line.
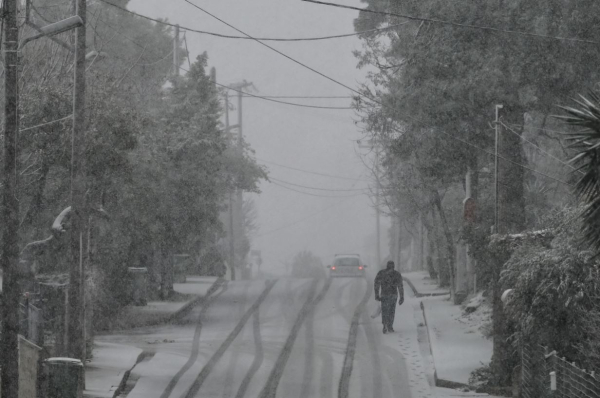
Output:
[182, 0, 566, 188]
[301, 0, 600, 45]
[428, 127, 575, 187]
[20, 115, 73, 132]
[257, 157, 369, 181]
[271, 180, 366, 198]
[183, 0, 379, 106]
[270, 176, 369, 192]
[98, 0, 405, 42]
[102, 1, 564, 188]
[500, 121, 582, 175]
[92, 14, 354, 110]
[504, 122, 575, 138]
[215, 81, 354, 110]
[242, 95, 352, 99]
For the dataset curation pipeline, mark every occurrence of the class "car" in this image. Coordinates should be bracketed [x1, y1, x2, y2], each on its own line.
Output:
[327, 254, 367, 277]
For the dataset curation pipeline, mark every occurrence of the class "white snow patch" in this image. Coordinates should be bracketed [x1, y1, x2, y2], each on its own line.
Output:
[422, 295, 492, 385]
[85, 341, 142, 398]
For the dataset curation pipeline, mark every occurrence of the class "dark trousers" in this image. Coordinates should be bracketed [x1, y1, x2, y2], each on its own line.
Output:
[381, 296, 397, 328]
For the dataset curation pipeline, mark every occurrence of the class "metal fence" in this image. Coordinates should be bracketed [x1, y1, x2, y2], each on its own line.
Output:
[522, 342, 600, 398]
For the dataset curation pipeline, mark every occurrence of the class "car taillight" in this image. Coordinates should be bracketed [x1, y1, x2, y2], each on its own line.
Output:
[359, 266, 363, 270]
[331, 266, 336, 270]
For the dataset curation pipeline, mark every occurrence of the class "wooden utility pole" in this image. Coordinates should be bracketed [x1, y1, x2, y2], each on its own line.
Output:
[68, 0, 87, 362]
[225, 92, 236, 281]
[174, 25, 180, 76]
[1, 0, 21, 395]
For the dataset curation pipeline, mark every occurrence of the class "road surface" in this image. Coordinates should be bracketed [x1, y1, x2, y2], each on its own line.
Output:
[100, 276, 436, 398]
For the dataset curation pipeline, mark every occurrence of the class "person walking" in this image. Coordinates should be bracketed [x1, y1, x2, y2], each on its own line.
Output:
[374, 260, 404, 334]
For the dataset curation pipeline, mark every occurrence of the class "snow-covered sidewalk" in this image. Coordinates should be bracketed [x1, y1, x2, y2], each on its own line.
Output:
[421, 295, 492, 386]
[403, 271, 450, 297]
[84, 341, 142, 398]
[85, 276, 219, 397]
[403, 271, 501, 397]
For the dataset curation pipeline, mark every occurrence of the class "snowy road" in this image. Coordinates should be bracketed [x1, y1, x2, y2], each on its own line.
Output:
[100, 277, 430, 398]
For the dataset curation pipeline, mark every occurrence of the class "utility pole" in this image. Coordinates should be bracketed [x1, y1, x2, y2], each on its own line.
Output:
[236, 89, 244, 277]
[375, 149, 381, 268]
[494, 104, 503, 234]
[226, 82, 252, 278]
[1, 0, 21, 396]
[358, 139, 382, 267]
[225, 92, 236, 281]
[174, 24, 180, 76]
[68, 0, 87, 362]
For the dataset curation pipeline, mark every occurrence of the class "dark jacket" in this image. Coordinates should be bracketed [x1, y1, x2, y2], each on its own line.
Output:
[374, 268, 404, 299]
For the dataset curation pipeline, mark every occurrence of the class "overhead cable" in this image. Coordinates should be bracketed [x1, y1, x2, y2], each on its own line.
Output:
[100, 1, 568, 186]
[500, 121, 582, 175]
[270, 176, 369, 191]
[20, 114, 73, 132]
[257, 157, 369, 181]
[183, 0, 379, 106]
[301, 0, 600, 45]
[99, 0, 405, 42]
[271, 181, 366, 198]
[215, 81, 354, 110]
[427, 127, 575, 187]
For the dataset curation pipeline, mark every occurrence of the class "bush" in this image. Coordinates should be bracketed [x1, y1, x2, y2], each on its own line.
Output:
[501, 207, 600, 371]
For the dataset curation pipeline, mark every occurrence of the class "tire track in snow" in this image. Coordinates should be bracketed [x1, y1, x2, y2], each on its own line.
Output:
[299, 277, 332, 398]
[318, 350, 334, 398]
[331, 278, 355, 325]
[338, 278, 371, 398]
[222, 284, 250, 398]
[258, 277, 332, 398]
[360, 306, 383, 398]
[159, 282, 230, 398]
[182, 280, 277, 398]
[233, 307, 263, 398]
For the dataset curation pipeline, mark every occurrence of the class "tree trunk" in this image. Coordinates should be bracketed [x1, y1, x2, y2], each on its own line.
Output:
[498, 109, 527, 234]
[433, 190, 456, 300]
[1, 1, 20, 396]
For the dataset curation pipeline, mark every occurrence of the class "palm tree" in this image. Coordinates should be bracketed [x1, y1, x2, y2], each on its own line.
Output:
[557, 92, 600, 253]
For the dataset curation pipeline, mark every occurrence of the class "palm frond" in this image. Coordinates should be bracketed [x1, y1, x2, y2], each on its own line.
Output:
[556, 92, 600, 253]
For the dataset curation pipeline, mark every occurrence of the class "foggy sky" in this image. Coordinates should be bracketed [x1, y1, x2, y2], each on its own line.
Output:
[129, 0, 391, 273]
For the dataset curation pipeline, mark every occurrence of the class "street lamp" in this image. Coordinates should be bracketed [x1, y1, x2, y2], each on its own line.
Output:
[21, 15, 83, 48]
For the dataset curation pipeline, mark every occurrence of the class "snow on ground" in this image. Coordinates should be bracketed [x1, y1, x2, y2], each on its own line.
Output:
[103, 276, 219, 330]
[422, 295, 493, 385]
[173, 276, 217, 296]
[435, 387, 503, 397]
[404, 271, 450, 295]
[85, 341, 142, 398]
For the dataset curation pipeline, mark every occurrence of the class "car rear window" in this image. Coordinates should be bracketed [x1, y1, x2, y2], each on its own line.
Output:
[334, 257, 360, 267]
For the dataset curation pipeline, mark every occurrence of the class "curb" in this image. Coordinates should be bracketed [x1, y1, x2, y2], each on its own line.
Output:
[101, 278, 225, 397]
[403, 275, 449, 298]
[419, 300, 470, 390]
[163, 277, 225, 325]
[111, 351, 146, 398]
